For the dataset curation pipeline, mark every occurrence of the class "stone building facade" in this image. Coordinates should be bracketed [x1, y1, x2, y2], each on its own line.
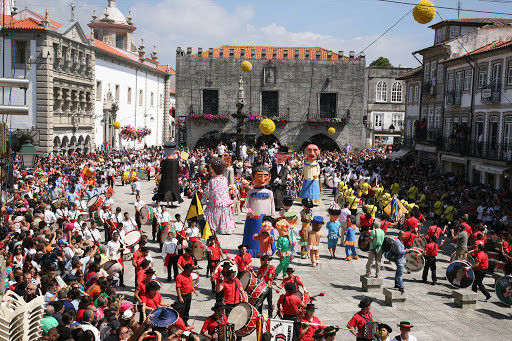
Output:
[365, 66, 410, 148]
[175, 46, 366, 151]
[2, 9, 96, 154]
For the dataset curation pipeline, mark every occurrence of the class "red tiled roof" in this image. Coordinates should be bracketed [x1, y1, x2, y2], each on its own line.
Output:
[13, 9, 62, 30]
[169, 89, 176, 94]
[440, 40, 512, 63]
[194, 45, 350, 61]
[2, 17, 45, 30]
[396, 66, 423, 80]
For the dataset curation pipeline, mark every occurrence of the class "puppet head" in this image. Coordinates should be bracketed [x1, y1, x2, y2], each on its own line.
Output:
[163, 141, 177, 157]
[260, 216, 274, 234]
[222, 152, 233, 167]
[274, 217, 290, 237]
[311, 216, 324, 232]
[284, 211, 298, 227]
[282, 196, 293, 209]
[327, 202, 341, 221]
[276, 145, 289, 164]
[252, 165, 270, 187]
[304, 144, 320, 162]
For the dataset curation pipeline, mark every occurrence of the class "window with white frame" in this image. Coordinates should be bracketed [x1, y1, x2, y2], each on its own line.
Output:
[376, 81, 387, 102]
[504, 116, 512, 152]
[431, 61, 437, 83]
[393, 114, 402, 129]
[428, 109, 434, 129]
[444, 117, 452, 137]
[455, 71, 462, 92]
[391, 82, 402, 102]
[492, 63, 502, 87]
[374, 113, 383, 128]
[508, 61, 512, 85]
[463, 70, 472, 90]
[434, 108, 441, 128]
[408, 87, 413, 103]
[478, 66, 487, 88]
[447, 73, 454, 91]
[449, 26, 460, 39]
[437, 63, 443, 82]
[414, 85, 419, 101]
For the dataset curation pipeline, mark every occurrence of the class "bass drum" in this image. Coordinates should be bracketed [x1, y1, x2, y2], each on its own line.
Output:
[326, 177, 334, 189]
[227, 302, 259, 337]
[334, 193, 345, 207]
[215, 260, 238, 277]
[358, 231, 371, 252]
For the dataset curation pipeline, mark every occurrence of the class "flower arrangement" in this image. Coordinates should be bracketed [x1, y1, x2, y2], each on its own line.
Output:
[189, 113, 230, 122]
[120, 125, 152, 141]
[307, 118, 350, 124]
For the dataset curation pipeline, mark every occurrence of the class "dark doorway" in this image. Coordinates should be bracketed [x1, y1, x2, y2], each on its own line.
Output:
[195, 131, 228, 150]
[255, 134, 280, 148]
[300, 133, 340, 151]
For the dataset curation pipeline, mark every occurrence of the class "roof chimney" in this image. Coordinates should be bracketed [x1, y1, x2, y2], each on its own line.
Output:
[197, 48, 203, 57]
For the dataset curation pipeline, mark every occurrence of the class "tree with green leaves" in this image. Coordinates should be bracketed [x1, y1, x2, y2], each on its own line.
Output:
[370, 57, 392, 67]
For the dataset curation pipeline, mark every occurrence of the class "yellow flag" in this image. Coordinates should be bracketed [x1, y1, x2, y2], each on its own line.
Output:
[186, 193, 211, 240]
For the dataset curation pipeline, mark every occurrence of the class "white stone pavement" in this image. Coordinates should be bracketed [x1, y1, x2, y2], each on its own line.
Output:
[110, 178, 511, 341]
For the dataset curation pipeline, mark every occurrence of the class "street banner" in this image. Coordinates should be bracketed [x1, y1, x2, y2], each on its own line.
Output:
[268, 318, 294, 341]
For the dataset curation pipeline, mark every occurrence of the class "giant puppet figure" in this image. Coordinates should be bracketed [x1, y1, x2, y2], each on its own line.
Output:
[298, 144, 321, 204]
[270, 145, 290, 211]
[152, 142, 183, 206]
[243, 165, 276, 257]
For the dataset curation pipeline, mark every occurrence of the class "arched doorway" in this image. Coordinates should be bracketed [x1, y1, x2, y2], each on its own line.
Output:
[300, 133, 340, 151]
[195, 131, 229, 150]
[255, 134, 280, 148]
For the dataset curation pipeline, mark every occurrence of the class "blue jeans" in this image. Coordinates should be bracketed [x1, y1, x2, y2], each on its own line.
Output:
[345, 245, 357, 257]
[395, 262, 404, 288]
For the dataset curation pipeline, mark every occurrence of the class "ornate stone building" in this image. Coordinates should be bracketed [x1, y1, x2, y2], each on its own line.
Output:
[2, 8, 96, 154]
[175, 46, 366, 151]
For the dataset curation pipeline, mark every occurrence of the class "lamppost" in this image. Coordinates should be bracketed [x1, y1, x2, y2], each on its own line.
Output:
[19, 142, 38, 168]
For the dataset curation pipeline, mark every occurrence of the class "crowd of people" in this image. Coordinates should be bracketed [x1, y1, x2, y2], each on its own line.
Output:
[1, 139, 511, 341]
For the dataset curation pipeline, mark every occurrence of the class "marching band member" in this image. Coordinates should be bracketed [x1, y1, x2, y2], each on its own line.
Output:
[347, 298, 374, 341]
[206, 236, 223, 278]
[83, 222, 101, 245]
[157, 205, 172, 249]
[391, 322, 417, 341]
[134, 194, 145, 229]
[201, 302, 228, 340]
[279, 267, 308, 295]
[217, 269, 246, 315]
[55, 202, 69, 230]
[101, 205, 114, 242]
[257, 254, 275, 316]
[121, 212, 137, 234]
[106, 230, 125, 287]
[162, 231, 180, 282]
[375, 324, 392, 341]
[277, 282, 307, 341]
[103, 191, 114, 210]
[176, 263, 199, 325]
[212, 262, 231, 302]
[152, 202, 163, 242]
[234, 244, 252, 279]
[299, 303, 322, 341]
[178, 247, 197, 272]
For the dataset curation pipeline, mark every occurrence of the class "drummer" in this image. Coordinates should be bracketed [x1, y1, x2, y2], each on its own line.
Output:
[178, 247, 197, 272]
[134, 195, 145, 230]
[277, 282, 307, 341]
[201, 302, 228, 340]
[104, 191, 114, 210]
[206, 236, 224, 278]
[299, 303, 322, 341]
[234, 244, 252, 279]
[213, 262, 232, 302]
[106, 231, 125, 287]
[135, 267, 155, 304]
[257, 255, 275, 316]
[217, 269, 247, 315]
[418, 235, 439, 285]
[176, 263, 199, 325]
[83, 221, 102, 245]
[279, 268, 308, 296]
[157, 205, 173, 249]
[347, 298, 374, 341]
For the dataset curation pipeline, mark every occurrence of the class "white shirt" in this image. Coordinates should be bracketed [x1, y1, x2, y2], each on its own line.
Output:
[392, 335, 417, 341]
[158, 211, 172, 224]
[104, 197, 114, 208]
[84, 228, 101, 243]
[106, 240, 122, 257]
[134, 200, 145, 211]
[162, 238, 179, 258]
[81, 323, 100, 341]
[44, 210, 57, 225]
[338, 208, 351, 224]
[186, 227, 200, 238]
[121, 217, 137, 233]
[174, 221, 184, 232]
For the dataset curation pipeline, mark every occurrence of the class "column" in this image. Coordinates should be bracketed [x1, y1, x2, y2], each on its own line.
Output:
[163, 74, 171, 143]
[36, 36, 54, 154]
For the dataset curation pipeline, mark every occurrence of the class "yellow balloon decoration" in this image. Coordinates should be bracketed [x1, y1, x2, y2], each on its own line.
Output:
[413, 0, 436, 24]
[259, 119, 275, 135]
[241, 61, 252, 72]
[113, 122, 121, 129]
[328, 127, 336, 135]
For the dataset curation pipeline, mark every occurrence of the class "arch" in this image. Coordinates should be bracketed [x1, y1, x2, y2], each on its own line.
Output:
[376, 81, 387, 102]
[391, 81, 403, 102]
[53, 136, 61, 147]
[78, 135, 85, 146]
[300, 133, 340, 151]
[255, 134, 280, 148]
[61, 136, 69, 147]
[194, 131, 229, 150]
[70, 135, 77, 147]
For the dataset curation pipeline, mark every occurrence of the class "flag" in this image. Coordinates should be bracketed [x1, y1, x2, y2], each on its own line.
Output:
[384, 195, 407, 222]
[186, 192, 211, 240]
[256, 315, 270, 341]
[268, 318, 294, 341]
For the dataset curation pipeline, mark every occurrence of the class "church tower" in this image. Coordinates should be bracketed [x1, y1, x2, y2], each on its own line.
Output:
[88, 0, 137, 52]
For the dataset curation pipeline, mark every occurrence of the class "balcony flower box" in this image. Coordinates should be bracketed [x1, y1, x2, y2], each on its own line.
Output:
[189, 113, 230, 123]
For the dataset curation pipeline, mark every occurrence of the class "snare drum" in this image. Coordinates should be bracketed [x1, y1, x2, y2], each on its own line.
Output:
[214, 324, 236, 341]
[227, 302, 258, 337]
[191, 271, 200, 288]
[240, 272, 258, 292]
[405, 248, 425, 272]
[88, 195, 104, 212]
[446, 261, 474, 288]
[215, 260, 238, 277]
[413, 235, 427, 250]
[247, 280, 269, 309]
[106, 187, 115, 196]
[140, 205, 155, 225]
[124, 230, 142, 248]
[192, 240, 205, 261]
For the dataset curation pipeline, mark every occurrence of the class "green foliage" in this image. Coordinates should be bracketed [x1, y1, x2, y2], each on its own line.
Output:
[370, 57, 392, 67]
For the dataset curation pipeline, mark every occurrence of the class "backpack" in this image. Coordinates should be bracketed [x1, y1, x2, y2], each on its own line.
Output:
[382, 236, 393, 252]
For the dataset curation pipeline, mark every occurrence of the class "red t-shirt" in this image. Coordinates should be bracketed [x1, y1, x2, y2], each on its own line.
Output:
[502, 240, 511, 254]
[234, 253, 252, 273]
[461, 222, 472, 237]
[347, 311, 373, 337]
[176, 273, 194, 295]
[178, 254, 194, 269]
[404, 217, 420, 230]
[137, 269, 148, 284]
[475, 251, 489, 271]
[136, 282, 147, 302]
[207, 245, 222, 261]
[222, 278, 243, 304]
[281, 276, 304, 292]
[258, 264, 275, 284]
[201, 315, 229, 335]
[133, 249, 144, 267]
[299, 316, 322, 341]
[141, 291, 162, 309]
[427, 225, 442, 239]
[425, 242, 439, 257]
[403, 231, 416, 247]
[213, 269, 228, 285]
[278, 293, 303, 316]
[136, 256, 150, 272]
[359, 215, 373, 228]
[168, 316, 187, 332]
[380, 221, 392, 233]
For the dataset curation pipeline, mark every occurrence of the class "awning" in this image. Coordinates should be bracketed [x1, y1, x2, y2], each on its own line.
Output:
[386, 149, 413, 160]
[474, 164, 511, 175]
[415, 143, 437, 153]
[441, 154, 466, 164]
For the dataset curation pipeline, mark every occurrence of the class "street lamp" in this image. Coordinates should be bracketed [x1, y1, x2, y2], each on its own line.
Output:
[19, 142, 37, 168]
[389, 124, 396, 133]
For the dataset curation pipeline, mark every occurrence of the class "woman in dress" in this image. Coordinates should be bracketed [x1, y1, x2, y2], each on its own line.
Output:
[203, 157, 236, 235]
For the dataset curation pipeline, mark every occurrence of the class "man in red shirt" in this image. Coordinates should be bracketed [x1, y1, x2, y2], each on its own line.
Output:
[206, 236, 223, 278]
[136, 259, 151, 285]
[359, 212, 373, 233]
[420, 235, 439, 285]
[135, 268, 154, 304]
[257, 255, 275, 316]
[277, 282, 306, 341]
[141, 281, 167, 314]
[201, 302, 229, 340]
[212, 262, 231, 302]
[178, 247, 196, 272]
[234, 244, 252, 279]
[347, 298, 373, 341]
[299, 304, 322, 341]
[468, 244, 491, 300]
[425, 220, 445, 242]
[380, 218, 398, 234]
[279, 268, 308, 295]
[217, 270, 247, 315]
[176, 263, 199, 324]
[403, 228, 417, 248]
[460, 215, 472, 237]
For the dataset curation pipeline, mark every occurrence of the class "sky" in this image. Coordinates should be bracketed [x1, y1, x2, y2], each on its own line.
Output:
[11, 0, 512, 68]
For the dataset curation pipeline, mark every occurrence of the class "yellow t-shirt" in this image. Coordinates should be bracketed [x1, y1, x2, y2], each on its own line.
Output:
[361, 182, 371, 195]
[434, 201, 444, 216]
[408, 186, 419, 200]
[418, 194, 426, 207]
[373, 186, 384, 200]
[390, 183, 401, 195]
[366, 204, 377, 218]
[445, 206, 457, 222]
[347, 195, 358, 210]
